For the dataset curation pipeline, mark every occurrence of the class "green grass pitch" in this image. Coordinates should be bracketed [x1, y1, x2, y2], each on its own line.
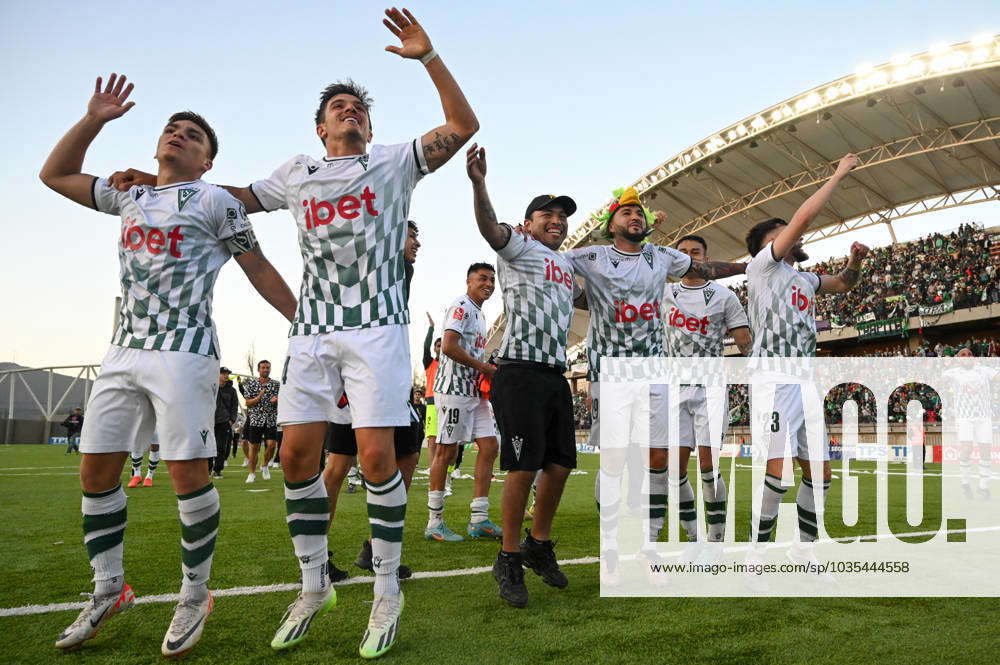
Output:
[1, 444, 997, 664]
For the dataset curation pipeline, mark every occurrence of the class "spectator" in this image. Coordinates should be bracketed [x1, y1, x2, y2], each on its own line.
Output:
[62, 407, 84, 454]
[212, 368, 239, 478]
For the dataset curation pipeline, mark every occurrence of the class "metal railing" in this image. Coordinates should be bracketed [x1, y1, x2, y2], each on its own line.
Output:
[1, 364, 99, 444]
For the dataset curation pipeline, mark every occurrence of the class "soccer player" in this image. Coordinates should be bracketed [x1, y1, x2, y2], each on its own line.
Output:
[127, 436, 161, 488]
[112, 10, 477, 654]
[422, 312, 442, 467]
[562, 187, 747, 583]
[40, 74, 297, 656]
[243, 360, 280, 483]
[743, 153, 867, 580]
[467, 144, 576, 608]
[661, 234, 751, 562]
[946, 347, 997, 500]
[427, 263, 503, 541]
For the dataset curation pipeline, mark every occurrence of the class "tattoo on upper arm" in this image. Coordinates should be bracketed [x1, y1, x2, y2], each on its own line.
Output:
[226, 228, 259, 257]
[839, 267, 860, 288]
[423, 131, 462, 158]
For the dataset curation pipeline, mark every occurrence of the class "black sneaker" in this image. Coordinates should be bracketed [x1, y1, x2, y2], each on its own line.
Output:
[520, 530, 568, 589]
[327, 551, 349, 583]
[355, 539, 412, 579]
[493, 551, 528, 608]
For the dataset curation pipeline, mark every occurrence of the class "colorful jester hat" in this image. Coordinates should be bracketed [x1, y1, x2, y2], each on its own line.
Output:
[597, 186, 656, 239]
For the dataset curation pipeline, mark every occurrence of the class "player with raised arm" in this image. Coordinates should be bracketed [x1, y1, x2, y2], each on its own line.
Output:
[427, 263, 503, 542]
[743, 154, 868, 583]
[562, 187, 746, 583]
[40, 74, 297, 657]
[110, 10, 478, 657]
[662, 234, 751, 564]
[467, 144, 577, 608]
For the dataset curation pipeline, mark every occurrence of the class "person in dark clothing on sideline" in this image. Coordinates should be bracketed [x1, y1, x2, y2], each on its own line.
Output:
[212, 368, 239, 478]
[63, 408, 84, 454]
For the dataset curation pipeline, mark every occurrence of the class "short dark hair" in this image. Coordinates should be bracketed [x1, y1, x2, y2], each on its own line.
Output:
[257, 359, 270, 368]
[467, 262, 496, 277]
[315, 79, 374, 146]
[676, 234, 708, 251]
[745, 218, 787, 257]
[168, 111, 218, 159]
[408, 220, 418, 231]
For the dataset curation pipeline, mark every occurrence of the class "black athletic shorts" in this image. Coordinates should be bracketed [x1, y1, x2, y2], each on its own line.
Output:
[491, 362, 576, 472]
[324, 422, 421, 458]
[247, 425, 278, 444]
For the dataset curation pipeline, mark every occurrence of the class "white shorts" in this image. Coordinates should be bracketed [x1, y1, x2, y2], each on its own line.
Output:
[81, 346, 218, 461]
[434, 394, 496, 444]
[677, 385, 730, 449]
[752, 382, 828, 461]
[591, 382, 669, 449]
[957, 418, 991, 443]
[278, 325, 410, 429]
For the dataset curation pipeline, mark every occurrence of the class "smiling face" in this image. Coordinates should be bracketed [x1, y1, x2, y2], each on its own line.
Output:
[525, 205, 568, 250]
[404, 225, 420, 263]
[316, 93, 372, 150]
[258, 362, 271, 379]
[676, 238, 706, 262]
[609, 204, 647, 243]
[155, 119, 213, 175]
[466, 268, 496, 304]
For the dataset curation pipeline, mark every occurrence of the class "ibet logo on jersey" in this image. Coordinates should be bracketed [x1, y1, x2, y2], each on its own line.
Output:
[666, 306, 708, 333]
[543, 258, 573, 289]
[597, 356, 1000, 598]
[302, 186, 379, 230]
[121, 216, 184, 257]
[790, 285, 811, 312]
[614, 300, 661, 323]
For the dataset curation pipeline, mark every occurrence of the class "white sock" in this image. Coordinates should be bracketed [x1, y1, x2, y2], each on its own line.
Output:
[427, 489, 444, 529]
[368, 472, 407, 597]
[647, 467, 667, 542]
[82, 485, 127, 596]
[470, 496, 489, 523]
[670, 474, 697, 541]
[145, 449, 160, 479]
[284, 475, 329, 594]
[701, 469, 727, 542]
[753, 474, 787, 542]
[177, 483, 219, 595]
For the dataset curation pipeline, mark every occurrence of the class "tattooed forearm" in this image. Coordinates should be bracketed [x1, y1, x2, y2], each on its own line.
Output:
[689, 260, 747, 280]
[837, 267, 860, 288]
[472, 181, 509, 249]
[737, 339, 752, 356]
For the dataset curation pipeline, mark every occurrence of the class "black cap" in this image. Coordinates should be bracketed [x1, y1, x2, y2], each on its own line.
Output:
[524, 194, 577, 221]
[220, 367, 231, 374]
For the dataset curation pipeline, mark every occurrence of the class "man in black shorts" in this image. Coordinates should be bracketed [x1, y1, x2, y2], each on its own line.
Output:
[243, 360, 280, 483]
[467, 144, 576, 607]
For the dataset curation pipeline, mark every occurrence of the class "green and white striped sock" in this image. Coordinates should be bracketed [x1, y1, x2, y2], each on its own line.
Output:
[796, 476, 828, 543]
[671, 474, 698, 541]
[701, 469, 727, 542]
[145, 449, 160, 479]
[470, 496, 489, 524]
[82, 485, 127, 596]
[753, 474, 787, 542]
[368, 471, 406, 596]
[177, 483, 219, 597]
[647, 467, 667, 542]
[285, 475, 330, 593]
[130, 456, 142, 477]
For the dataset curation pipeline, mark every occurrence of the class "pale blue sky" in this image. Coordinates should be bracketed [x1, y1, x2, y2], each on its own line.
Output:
[2, 1, 996, 374]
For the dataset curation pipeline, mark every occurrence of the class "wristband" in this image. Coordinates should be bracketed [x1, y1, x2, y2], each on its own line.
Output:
[420, 49, 439, 66]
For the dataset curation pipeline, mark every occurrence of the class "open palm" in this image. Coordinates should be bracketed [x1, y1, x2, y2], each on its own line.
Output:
[87, 73, 135, 123]
[383, 7, 433, 59]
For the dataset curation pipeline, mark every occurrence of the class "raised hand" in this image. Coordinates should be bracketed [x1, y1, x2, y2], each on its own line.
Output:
[849, 241, 870, 261]
[109, 167, 156, 192]
[466, 144, 487, 183]
[835, 153, 859, 176]
[654, 210, 667, 225]
[426, 311, 434, 326]
[87, 74, 135, 123]
[383, 7, 433, 59]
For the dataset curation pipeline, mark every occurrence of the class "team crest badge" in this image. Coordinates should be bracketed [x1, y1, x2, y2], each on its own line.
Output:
[446, 425, 455, 437]
[511, 435, 524, 460]
[178, 188, 197, 211]
[307, 164, 319, 175]
[704, 288, 716, 305]
[642, 247, 654, 270]
[358, 155, 370, 171]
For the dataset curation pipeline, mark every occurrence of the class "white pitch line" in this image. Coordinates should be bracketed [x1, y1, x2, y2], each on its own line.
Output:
[0, 466, 79, 471]
[0, 557, 600, 618]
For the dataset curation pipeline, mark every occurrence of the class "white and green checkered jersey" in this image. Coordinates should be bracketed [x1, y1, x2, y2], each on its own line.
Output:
[943, 365, 998, 420]
[746, 241, 821, 358]
[433, 294, 487, 397]
[665, 281, 748, 357]
[495, 225, 575, 367]
[92, 177, 253, 358]
[250, 141, 430, 335]
[565, 244, 691, 380]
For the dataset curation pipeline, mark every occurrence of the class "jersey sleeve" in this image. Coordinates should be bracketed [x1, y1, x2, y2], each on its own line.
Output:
[723, 290, 750, 330]
[495, 224, 531, 262]
[747, 241, 783, 279]
[443, 300, 468, 335]
[563, 247, 594, 275]
[91, 177, 126, 216]
[382, 140, 430, 190]
[658, 245, 693, 279]
[799, 271, 822, 292]
[249, 157, 297, 212]
[210, 187, 258, 256]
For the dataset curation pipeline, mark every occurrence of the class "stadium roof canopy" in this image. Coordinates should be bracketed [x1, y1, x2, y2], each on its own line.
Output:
[488, 34, 1000, 353]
